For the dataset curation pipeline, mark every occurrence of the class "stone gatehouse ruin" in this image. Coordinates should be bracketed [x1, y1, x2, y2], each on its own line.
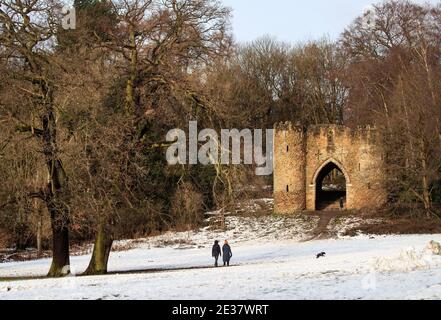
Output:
[274, 123, 387, 213]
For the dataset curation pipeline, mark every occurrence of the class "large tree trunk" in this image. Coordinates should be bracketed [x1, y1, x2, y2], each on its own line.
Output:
[47, 217, 70, 277]
[45, 161, 71, 277]
[83, 222, 113, 276]
[41, 86, 71, 277]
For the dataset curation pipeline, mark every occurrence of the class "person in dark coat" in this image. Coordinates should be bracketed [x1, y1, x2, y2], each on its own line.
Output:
[212, 240, 221, 267]
[222, 240, 233, 267]
[339, 197, 345, 211]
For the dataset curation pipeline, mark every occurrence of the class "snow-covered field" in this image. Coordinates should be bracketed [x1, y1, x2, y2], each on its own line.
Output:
[1, 212, 441, 300]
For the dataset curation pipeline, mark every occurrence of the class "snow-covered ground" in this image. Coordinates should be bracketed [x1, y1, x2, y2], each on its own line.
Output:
[1, 212, 441, 300]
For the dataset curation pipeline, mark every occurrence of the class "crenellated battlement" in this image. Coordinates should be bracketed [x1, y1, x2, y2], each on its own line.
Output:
[275, 123, 379, 143]
[274, 122, 305, 132]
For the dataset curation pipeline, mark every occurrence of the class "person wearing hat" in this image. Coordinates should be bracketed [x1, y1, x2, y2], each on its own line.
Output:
[212, 240, 221, 267]
[222, 240, 233, 267]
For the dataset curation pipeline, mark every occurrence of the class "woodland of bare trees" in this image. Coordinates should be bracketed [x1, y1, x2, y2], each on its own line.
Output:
[0, 0, 440, 277]
[342, 0, 441, 216]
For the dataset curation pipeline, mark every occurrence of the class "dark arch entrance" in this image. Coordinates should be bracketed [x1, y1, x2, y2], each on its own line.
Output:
[315, 162, 347, 211]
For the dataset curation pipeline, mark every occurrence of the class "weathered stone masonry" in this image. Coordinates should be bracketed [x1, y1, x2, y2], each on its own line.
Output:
[274, 123, 387, 213]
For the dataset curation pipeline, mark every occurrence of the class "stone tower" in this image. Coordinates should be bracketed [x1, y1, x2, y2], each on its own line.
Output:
[274, 122, 306, 214]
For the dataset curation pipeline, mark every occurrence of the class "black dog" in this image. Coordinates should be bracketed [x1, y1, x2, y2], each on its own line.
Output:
[316, 252, 326, 259]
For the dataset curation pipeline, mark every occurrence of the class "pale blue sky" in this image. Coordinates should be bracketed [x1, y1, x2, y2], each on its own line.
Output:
[222, 0, 439, 43]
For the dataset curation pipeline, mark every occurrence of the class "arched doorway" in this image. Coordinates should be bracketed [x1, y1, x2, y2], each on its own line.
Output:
[315, 161, 347, 211]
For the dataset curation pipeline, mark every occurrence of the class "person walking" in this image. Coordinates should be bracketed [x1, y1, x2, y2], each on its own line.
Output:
[212, 240, 221, 267]
[339, 197, 345, 211]
[222, 240, 233, 267]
